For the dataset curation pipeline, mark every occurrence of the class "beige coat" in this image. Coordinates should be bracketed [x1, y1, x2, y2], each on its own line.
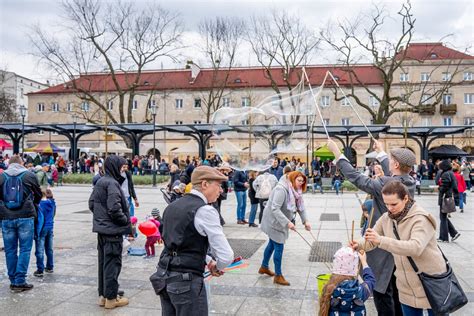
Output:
[359, 203, 446, 309]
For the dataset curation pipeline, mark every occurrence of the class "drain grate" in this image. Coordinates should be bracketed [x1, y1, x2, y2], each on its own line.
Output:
[227, 238, 266, 259]
[308, 241, 342, 262]
[74, 210, 91, 214]
[319, 213, 340, 221]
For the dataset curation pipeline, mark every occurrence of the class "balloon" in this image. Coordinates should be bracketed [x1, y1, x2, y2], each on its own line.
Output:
[138, 221, 157, 237]
[130, 216, 138, 225]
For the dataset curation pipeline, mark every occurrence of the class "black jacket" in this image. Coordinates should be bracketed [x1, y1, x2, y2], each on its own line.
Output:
[0, 163, 42, 220]
[125, 171, 137, 199]
[89, 155, 131, 236]
[248, 178, 259, 204]
[438, 160, 459, 206]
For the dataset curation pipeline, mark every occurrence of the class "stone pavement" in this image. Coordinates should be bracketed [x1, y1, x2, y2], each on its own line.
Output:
[0, 185, 473, 315]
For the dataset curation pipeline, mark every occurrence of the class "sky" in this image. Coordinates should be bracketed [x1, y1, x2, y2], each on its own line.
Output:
[0, 0, 473, 84]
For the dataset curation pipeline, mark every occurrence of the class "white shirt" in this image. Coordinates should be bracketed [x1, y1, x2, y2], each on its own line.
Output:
[191, 189, 234, 270]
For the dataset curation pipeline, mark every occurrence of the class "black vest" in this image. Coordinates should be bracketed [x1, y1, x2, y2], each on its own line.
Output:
[158, 193, 208, 275]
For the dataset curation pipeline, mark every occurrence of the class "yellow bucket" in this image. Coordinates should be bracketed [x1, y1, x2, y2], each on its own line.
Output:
[316, 273, 332, 297]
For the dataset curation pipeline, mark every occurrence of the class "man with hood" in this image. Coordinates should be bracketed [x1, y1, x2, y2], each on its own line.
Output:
[327, 139, 416, 316]
[89, 155, 131, 309]
[0, 155, 42, 292]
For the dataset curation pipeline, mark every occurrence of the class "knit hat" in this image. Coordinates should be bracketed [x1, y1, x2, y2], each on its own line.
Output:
[331, 246, 359, 277]
[191, 166, 228, 185]
[390, 148, 416, 168]
[151, 208, 160, 218]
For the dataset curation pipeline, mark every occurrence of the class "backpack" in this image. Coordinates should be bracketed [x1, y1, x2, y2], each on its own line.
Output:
[330, 279, 366, 316]
[259, 176, 273, 199]
[2, 172, 27, 209]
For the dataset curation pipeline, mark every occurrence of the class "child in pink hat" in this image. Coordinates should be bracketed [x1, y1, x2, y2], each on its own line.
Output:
[319, 247, 376, 316]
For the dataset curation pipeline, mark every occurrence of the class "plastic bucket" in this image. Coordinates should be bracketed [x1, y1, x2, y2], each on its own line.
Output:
[316, 273, 331, 297]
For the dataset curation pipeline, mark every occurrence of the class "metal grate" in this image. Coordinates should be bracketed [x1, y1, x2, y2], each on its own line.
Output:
[308, 241, 342, 262]
[227, 238, 266, 259]
[319, 213, 340, 221]
[74, 210, 91, 214]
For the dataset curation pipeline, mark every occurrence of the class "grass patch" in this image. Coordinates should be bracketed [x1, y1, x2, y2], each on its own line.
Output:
[62, 173, 169, 185]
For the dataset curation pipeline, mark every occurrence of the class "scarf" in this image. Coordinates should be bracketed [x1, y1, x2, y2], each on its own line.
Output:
[388, 198, 415, 223]
[286, 179, 305, 213]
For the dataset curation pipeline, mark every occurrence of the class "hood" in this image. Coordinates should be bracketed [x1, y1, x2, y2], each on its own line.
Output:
[439, 159, 452, 171]
[402, 202, 437, 230]
[104, 155, 127, 183]
[5, 163, 28, 176]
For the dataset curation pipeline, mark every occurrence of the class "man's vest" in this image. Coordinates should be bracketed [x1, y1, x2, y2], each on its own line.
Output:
[158, 193, 208, 275]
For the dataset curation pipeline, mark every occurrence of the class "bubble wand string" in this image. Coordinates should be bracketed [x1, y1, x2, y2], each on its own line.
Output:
[302, 67, 330, 140]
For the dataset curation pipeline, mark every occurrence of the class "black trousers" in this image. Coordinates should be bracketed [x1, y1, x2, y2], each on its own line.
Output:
[258, 199, 268, 223]
[439, 208, 458, 241]
[97, 234, 123, 299]
[373, 269, 403, 316]
[160, 272, 207, 316]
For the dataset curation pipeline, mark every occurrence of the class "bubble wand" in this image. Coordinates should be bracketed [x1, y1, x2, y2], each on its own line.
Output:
[302, 67, 330, 139]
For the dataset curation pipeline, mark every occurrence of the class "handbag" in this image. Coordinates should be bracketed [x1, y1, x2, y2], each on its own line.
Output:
[441, 196, 456, 213]
[392, 223, 467, 315]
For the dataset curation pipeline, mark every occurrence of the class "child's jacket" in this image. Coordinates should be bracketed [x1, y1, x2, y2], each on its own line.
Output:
[36, 198, 56, 236]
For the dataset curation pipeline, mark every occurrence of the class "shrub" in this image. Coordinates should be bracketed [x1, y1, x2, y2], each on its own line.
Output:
[62, 173, 169, 185]
[342, 180, 358, 191]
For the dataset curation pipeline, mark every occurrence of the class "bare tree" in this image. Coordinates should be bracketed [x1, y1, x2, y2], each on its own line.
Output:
[320, 1, 466, 124]
[195, 17, 245, 123]
[30, 0, 182, 124]
[0, 70, 18, 122]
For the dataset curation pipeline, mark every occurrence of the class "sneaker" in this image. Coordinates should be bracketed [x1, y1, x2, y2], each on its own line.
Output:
[452, 233, 461, 242]
[104, 297, 129, 309]
[249, 223, 258, 228]
[33, 270, 44, 277]
[45, 268, 54, 273]
[460, 209, 464, 213]
[437, 239, 449, 243]
[143, 255, 150, 259]
[11, 283, 34, 292]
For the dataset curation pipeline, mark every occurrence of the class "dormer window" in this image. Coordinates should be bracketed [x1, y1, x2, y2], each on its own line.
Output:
[430, 53, 437, 58]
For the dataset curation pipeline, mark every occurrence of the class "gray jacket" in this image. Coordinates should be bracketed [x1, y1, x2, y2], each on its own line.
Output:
[260, 180, 308, 244]
[337, 155, 415, 294]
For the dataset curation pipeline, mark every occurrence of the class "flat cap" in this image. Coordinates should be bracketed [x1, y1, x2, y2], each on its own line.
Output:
[390, 148, 416, 168]
[191, 166, 228, 185]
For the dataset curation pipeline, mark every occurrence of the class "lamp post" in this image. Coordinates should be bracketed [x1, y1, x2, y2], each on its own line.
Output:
[19, 105, 27, 156]
[150, 103, 157, 187]
[72, 114, 78, 173]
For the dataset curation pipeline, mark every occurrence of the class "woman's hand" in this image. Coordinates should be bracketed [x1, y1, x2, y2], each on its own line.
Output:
[349, 240, 359, 250]
[304, 222, 311, 231]
[288, 222, 296, 231]
[364, 228, 381, 245]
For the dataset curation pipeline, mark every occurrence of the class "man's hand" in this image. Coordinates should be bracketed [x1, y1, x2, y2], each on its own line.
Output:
[244, 182, 249, 188]
[326, 139, 341, 159]
[364, 228, 381, 245]
[134, 198, 139, 207]
[373, 139, 384, 153]
[207, 260, 224, 277]
[288, 222, 296, 231]
[304, 222, 312, 231]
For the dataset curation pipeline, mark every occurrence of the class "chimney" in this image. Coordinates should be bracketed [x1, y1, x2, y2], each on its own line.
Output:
[187, 60, 201, 83]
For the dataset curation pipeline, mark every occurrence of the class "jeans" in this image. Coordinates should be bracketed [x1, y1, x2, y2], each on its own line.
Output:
[97, 234, 123, 299]
[261, 239, 284, 275]
[400, 304, 434, 316]
[439, 208, 458, 241]
[459, 192, 464, 210]
[249, 204, 258, 224]
[333, 180, 341, 195]
[127, 196, 135, 217]
[235, 191, 247, 221]
[313, 183, 323, 193]
[2, 217, 35, 285]
[35, 228, 54, 272]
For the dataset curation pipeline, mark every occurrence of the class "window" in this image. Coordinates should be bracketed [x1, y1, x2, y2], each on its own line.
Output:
[420, 73, 430, 82]
[421, 94, 431, 105]
[175, 120, 183, 125]
[194, 98, 201, 108]
[175, 99, 183, 109]
[320, 96, 330, 107]
[421, 118, 432, 127]
[193, 120, 202, 125]
[222, 97, 230, 107]
[464, 117, 473, 125]
[341, 118, 350, 126]
[37, 103, 45, 112]
[20, 88, 24, 98]
[400, 72, 409, 82]
[340, 97, 350, 106]
[369, 96, 380, 107]
[271, 96, 282, 108]
[132, 99, 138, 110]
[52, 103, 59, 112]
[442, 72, 452, 81]
[222, 120, 230, 125]
[66, 102, 73, 112]
[52, 131, 58, 136]
[443, 117, 452, 126]
[323, 119, 330, 126]
[81, 102, 90, 112]
[107, 101, 113, 111]
[37, 129, 44, 135]
[463, 72, 473, 81]
[464, 93, 474, 104]
[147, 100, 156, 109]
[442, 94, 452, 105]
[241, 119, 249, 125]
[241, 97, 250, 107]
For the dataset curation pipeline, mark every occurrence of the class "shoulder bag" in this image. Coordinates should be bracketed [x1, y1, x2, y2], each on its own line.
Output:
[392, 222, 467, 315]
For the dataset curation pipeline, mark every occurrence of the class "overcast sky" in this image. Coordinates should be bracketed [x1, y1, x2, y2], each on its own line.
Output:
[1, 0, 472, 84]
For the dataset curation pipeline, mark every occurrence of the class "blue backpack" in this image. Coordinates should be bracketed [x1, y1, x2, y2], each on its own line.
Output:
[2, 172, 27, 209]
[329, 279, 366, 316]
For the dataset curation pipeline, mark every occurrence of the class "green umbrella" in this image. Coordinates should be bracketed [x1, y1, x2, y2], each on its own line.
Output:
[314, 146, 339, 159]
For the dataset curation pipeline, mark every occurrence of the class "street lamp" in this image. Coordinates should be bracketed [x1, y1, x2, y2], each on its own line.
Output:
[72, 114, 78, 173]
[150, 103, 157, 187]
[19, 105, 27, 156]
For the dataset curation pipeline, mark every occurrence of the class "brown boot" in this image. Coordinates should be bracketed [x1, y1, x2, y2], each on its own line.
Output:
[104, 297, 129, 309]
[258, 266, 275, 276]
[98, 296, 106, 307]
[274, 275, 290, 286]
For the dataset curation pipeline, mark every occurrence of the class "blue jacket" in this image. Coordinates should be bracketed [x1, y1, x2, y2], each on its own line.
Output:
[232, 170, 248, 192]
[268, 166, 283, 180]
[37, 198, 56, 234]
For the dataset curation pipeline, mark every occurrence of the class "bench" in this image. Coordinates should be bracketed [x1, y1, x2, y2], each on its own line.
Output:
[307, 178, 344, 194]
[420, 179, 437, 193]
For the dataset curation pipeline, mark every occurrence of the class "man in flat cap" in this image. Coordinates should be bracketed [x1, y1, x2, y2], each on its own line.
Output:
[327, 139, 415, 316]
[153, 166, 234, 316]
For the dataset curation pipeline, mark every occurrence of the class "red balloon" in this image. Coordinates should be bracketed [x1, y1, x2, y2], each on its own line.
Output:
[138, 221, 158, 237]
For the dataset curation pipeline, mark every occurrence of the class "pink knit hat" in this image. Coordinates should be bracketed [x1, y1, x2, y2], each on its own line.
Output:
[331, 246, 359, 276]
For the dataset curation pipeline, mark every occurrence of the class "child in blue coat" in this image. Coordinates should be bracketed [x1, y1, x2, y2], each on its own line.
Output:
[33, 189, 56, 277]
[319, 247, 376, 316]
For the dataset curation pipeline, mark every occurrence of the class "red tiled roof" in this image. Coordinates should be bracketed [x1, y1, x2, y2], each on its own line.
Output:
[395, 42, 474, 61]
[29, 65, 383, 96]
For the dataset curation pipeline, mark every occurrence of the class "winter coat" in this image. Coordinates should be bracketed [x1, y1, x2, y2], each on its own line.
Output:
[359, 203, 446, 309]
[37, 198, 56, 235]
[248, 178, 259, 204]
[336, 155, 415, 294]
[0, 163, 42, 220]
[260, 178, 308, 244]
[89, 155, 131, 236]
[232, 170, 248, 192]
[268, 165, 284, 180]
[36, 170, 48, 189]
[437, 160, 459, 207]
[453, 172, 466, 194]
